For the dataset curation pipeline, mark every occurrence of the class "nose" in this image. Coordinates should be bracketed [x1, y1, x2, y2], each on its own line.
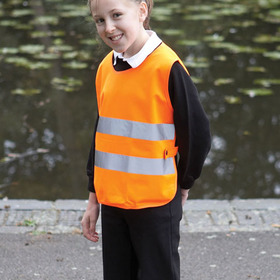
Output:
[105, 20, 115, 33]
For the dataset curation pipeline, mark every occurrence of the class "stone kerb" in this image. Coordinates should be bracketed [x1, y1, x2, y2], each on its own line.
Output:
[181, 199, 280, 233]
[0, 199, 280, 234]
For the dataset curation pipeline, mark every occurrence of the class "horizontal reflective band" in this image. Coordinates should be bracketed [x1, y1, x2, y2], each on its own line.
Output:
[97, 116, 175, 141]
[95, 151, 175, 175]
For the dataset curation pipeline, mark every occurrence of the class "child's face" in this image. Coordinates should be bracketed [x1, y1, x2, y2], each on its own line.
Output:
[90, 0, 148, 58]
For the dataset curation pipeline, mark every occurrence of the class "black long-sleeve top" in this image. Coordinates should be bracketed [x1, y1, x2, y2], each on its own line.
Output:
[86, 60, 211, 193]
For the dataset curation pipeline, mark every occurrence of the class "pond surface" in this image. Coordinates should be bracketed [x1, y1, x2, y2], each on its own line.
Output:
[0, 0, 280, 200]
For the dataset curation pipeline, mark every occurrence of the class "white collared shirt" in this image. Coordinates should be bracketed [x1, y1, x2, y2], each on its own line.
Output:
[113, 30, 162, 68]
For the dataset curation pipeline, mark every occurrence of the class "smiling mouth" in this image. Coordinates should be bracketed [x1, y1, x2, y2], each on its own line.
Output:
[110, 34, 123, 41]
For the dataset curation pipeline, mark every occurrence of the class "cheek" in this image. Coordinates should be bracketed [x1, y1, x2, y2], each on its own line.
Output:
[96, 26, 104, 37]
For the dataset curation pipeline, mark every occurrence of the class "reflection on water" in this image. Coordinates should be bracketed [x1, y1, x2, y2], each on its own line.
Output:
[0, 0, 280, 200]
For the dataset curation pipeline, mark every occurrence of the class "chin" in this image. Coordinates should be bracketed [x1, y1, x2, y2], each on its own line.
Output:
[113, 47, 127, 54]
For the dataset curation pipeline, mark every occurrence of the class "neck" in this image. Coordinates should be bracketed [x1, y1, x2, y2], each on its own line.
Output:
[123, 30, 150, 58]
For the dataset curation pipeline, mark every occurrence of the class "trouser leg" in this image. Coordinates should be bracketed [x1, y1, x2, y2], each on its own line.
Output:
[101, 187, 182, 280]
[101, 205, 138, 280]
[126, 187, 182, 280]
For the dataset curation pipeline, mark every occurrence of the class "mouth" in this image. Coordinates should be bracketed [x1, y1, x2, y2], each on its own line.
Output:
[109, 34, 123, 41]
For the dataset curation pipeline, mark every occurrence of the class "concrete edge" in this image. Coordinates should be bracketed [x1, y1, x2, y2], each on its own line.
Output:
[1, 199, 280, 234]
[1, 199, 279, 211]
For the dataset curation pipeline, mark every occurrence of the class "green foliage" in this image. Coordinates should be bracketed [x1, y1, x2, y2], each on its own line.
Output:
[11, 88, 41, 96]
[51, 77, 83, 92]
[224, 96, 242, 104]
[239, 88, 274, 97]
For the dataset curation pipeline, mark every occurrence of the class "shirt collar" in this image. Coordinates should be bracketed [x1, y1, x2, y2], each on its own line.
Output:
[113, 30, 162, 68]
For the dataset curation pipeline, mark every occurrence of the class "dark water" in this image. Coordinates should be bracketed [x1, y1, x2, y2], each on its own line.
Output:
[0, 0, 280, 200]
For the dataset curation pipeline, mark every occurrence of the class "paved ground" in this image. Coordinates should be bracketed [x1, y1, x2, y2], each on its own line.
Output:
[0, 198, 280, 280]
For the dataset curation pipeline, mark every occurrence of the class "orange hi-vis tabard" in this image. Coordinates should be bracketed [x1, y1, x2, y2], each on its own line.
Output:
[94, 43, 189, 209]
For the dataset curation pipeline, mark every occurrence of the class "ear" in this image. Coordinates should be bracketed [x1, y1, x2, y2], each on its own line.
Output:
[139, 1, 148, 24]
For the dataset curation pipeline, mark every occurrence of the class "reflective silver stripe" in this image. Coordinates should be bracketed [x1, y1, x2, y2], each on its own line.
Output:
[97, 116, 175, 141]
[95, 151, 175, 175]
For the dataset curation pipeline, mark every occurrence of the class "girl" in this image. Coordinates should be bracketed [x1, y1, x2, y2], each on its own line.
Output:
[81, 0, 211, 279]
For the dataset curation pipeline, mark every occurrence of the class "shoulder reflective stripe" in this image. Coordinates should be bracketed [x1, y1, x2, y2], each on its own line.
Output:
[95, 151, 175, 175]
[97, 116, 175, 141]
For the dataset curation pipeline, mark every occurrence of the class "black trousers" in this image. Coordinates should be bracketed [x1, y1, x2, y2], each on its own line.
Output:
[101, 187, 182, 280]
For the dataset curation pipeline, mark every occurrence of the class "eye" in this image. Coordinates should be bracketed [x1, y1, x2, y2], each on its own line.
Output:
[95, 18, 104, 24]
[113, 13, 122, 18]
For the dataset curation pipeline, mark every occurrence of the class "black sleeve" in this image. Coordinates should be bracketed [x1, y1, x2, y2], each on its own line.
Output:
[86, 115, 99, 193]
[169, 62, 211, 189]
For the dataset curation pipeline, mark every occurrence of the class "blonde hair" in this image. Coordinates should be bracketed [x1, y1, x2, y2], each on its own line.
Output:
[88, 0, 153, 30]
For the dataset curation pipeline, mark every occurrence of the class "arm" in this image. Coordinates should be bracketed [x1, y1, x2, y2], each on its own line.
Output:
[82, 115, 100, 242]
[181, 189, 189, 206]
[81, 192, 100, 242]
[169, 62, 211, 203]
[86, 115, 99, 193]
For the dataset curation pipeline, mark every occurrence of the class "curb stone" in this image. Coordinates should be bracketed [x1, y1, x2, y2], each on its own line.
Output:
[0, 199, 279, 234]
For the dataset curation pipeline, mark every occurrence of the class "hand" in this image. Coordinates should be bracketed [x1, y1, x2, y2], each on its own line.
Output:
[181, 189, 189, 206]
[81, 193, 100, 242]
